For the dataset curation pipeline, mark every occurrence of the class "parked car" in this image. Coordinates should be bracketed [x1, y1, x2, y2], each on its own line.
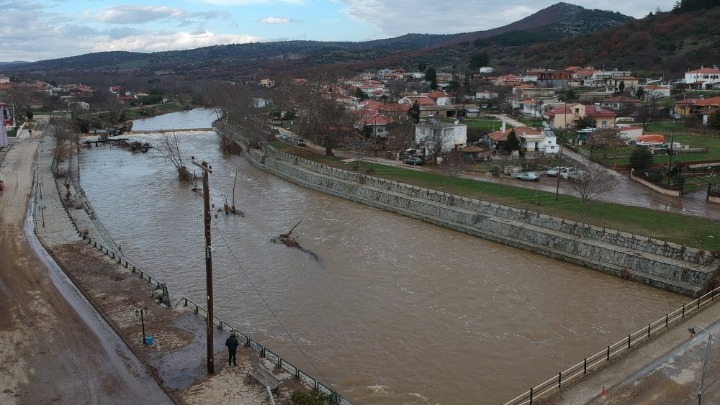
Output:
[546, 166, 569, 177]
[566, 170, 589, 182]
[516, 172, 541, 182]
[291, 137, 306, 146]
[403, 156, 423, 165]
[559, 167, 578, 179]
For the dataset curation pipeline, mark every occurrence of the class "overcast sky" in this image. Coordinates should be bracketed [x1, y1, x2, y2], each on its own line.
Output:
[0, 0, 677, 63]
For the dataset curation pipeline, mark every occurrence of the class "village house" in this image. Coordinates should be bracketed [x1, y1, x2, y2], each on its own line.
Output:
[606, 76, 639, 92]
[351, 109, 393, 138]
[544, 103, 616, 129]
[641, 84, 672, 98]
[475, 90, 498, 100]
[415, 121, 467, 152]
[599, 96, 641, 112]
[674, 96, 720, 124]
[259, 78, 274, 88]
[683, 66, 720, 89]
[0, 101, 10, 147]
[616, 125, 644, 141]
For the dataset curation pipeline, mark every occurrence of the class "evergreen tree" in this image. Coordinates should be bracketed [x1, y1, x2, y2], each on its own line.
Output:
[469, 52, 489, 70]
[355, 87, 368, 101]
[708, 110, 720, 130]
[576, 116, 596, 129]
[407, 102, 420, 124]
[425, 67, 436, 84]
[629, 147, 654, 171]
[503, 130, 521, 154]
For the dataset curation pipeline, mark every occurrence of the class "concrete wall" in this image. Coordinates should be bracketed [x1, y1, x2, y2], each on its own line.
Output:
[217, 126, 719, 297]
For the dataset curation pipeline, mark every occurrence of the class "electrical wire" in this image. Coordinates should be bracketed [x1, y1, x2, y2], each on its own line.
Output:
[208, 211, 338, 392]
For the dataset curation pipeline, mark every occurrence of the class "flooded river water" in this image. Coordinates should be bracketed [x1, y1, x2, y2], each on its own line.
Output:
[78, 111, 687, 404]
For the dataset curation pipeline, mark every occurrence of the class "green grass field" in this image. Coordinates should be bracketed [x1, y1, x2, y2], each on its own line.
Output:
[271, 141, 720, 251]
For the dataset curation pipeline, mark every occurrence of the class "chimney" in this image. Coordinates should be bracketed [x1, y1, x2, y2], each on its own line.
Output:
[594, 103, 601, 112]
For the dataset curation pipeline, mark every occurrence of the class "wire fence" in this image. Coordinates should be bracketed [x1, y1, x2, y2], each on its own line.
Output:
[48, 157, 350, 404]
[503, 286, 720, 405]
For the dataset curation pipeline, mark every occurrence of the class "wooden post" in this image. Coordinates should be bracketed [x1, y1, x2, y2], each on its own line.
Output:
[193, 158, 214, 375]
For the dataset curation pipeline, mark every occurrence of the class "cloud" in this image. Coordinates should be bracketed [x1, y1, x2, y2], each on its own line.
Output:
[93, 6, 188, 24]
[92, 30, 263, 53]
[197, 0, 304, 5]
[339, 0, 676, 37]
[260, 17, 295, 24]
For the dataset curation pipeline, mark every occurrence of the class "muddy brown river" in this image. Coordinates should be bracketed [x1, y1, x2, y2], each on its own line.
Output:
[78, 111, 686, 404]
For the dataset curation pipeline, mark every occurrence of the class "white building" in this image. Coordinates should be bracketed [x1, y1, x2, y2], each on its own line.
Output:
[683, 66, 720, 89]
[415, 121, 467, 153]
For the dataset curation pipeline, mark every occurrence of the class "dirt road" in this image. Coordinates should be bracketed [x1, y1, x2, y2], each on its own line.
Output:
[0, 128, 173, 404]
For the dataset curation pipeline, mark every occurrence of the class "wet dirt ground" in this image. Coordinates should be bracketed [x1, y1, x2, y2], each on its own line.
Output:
[0, 122, 309, 404]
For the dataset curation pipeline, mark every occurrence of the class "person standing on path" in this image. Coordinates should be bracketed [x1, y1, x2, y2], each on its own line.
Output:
[225, 333, 239, 367]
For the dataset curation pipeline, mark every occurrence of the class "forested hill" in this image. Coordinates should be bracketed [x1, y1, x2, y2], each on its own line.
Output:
[4, 2, 718, 80]
[1, 2, 635, 80]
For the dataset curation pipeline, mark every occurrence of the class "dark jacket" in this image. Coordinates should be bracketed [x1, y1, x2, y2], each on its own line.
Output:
[225, 335, 239, 352]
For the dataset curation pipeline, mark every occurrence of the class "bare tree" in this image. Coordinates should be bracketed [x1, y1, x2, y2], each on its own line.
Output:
[586, 128, 626, 160]
[565, 163, 617, 205]
[47, 118, 80, 176]
[156, 133, 192, 182]
[441, 148, 466, 203]
[384, 120, 416, 158]
[278, 78, 353, 156]
[206, 81, 270, 150]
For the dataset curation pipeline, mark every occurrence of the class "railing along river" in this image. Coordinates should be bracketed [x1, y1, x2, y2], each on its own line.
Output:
[49, 157, 349, 405]
[503, 286, 720, 404]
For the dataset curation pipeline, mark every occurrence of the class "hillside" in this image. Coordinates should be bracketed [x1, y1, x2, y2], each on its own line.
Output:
[0, 2, 632, 80]
[475, 5, 720, 77]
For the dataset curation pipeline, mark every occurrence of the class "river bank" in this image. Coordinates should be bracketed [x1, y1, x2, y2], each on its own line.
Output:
[216, 124, 718, 298]
[9, 122, 312, 404]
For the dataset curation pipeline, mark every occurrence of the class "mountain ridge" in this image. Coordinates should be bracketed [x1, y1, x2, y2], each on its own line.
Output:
[0, 3, 641, 79]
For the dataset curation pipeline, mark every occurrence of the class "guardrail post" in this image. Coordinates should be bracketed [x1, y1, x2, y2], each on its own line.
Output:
[666, 314, 669, 327]
[628, 335, 631, 349]
[558, 371, 562, 388]
[607, 346, 610, 361]
[584, 358, 587, 374]
[682, 304, 685, 318]
[295, 369, 300, 380]
[530, 387, 533, 404]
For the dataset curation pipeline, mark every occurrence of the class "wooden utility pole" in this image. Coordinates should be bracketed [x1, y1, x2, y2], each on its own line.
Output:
[192, 157, 214, 374]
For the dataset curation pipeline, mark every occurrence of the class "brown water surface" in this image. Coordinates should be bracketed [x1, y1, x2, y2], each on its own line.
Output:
[79, 125, 686, 404]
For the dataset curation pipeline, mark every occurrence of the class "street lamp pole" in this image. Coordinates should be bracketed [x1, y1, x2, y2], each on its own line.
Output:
[136, 307, 148, 344]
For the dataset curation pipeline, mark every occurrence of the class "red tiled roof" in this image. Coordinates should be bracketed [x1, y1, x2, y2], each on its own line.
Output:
[687, 67, 720, 74]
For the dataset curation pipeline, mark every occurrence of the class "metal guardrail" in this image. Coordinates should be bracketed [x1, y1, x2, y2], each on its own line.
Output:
[503, 287, 720, 405]
[48, 156, 349, 404]
[178, 296, 349, 405]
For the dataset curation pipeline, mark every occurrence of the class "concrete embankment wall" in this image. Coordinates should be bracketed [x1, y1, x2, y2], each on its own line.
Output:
[216, 127, 719, 297]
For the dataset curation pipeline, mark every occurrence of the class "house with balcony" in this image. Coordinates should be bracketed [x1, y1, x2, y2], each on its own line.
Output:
[683, 66, 720, 89]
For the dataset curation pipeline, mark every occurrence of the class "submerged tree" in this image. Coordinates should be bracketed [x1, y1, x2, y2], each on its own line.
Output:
[156, 133, 192, 182]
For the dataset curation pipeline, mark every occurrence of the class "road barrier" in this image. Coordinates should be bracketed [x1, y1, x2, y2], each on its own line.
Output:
[503, 287, 720, 404]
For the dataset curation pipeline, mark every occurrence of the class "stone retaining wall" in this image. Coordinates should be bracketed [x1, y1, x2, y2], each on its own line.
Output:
[218, 126, 719, 297]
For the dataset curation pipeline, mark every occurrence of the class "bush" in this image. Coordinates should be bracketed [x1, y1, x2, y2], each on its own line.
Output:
[629, 147, 654, 171]
[291, 390, 340, 405]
